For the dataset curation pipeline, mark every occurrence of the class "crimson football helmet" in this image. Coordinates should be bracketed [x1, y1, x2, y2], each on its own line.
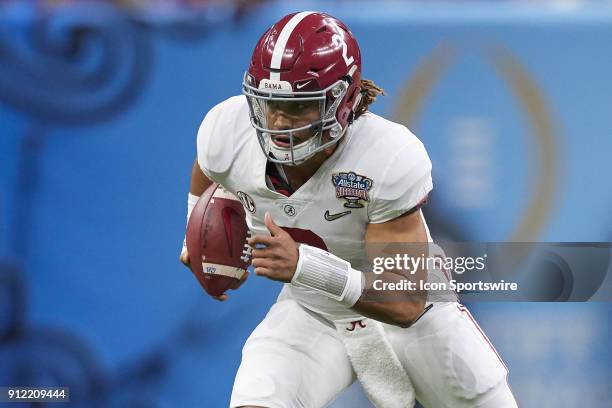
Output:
[243, 11, 362, 165]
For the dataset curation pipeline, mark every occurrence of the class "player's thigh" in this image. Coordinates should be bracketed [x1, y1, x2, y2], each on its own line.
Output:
[230, 298, 355, 408]
[385, 302, 515, 408]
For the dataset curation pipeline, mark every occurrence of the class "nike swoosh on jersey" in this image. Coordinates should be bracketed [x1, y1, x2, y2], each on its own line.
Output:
[324, 210, 352, 221]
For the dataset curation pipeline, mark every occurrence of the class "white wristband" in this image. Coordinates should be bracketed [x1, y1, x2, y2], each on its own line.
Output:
[182, 193, 200, 253]
[187, 193, 199, 222]
[292, 245, 363, 307]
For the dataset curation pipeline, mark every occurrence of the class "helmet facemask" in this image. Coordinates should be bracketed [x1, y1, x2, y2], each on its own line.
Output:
[243, 73, 349, 165]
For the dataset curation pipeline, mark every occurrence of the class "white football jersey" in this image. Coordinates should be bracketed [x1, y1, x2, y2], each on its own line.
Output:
[197, 95, 433, 321]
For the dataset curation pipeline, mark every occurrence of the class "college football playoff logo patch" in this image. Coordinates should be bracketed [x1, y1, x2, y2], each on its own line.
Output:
[331, 171, 373, 208]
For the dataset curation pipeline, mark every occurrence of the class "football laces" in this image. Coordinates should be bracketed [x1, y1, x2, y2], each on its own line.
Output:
[241, 230, 254, 262]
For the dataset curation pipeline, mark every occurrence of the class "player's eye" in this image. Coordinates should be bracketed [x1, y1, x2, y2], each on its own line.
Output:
[299, 101, 319, 112]
[267, 101, 281, 112]
[267, 100, 318, 117]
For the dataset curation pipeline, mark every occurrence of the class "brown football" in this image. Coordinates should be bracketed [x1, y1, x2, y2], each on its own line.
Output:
[185, 183, 250, 297]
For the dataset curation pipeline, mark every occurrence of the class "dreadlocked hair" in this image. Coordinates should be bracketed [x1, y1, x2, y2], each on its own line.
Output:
[354, 78, 385, 119]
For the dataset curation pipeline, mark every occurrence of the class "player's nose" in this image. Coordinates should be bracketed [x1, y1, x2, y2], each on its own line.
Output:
[270, 112, 293, 130]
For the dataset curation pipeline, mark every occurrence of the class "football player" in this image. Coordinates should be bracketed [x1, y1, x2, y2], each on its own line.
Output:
[180, 11, 517, 408]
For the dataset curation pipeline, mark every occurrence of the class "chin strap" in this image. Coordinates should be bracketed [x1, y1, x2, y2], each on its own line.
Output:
[267, 133, 319, 165]
[274, 163, 289, 184]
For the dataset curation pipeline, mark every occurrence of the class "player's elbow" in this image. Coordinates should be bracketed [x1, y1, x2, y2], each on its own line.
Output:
[390, 301, 426, 328]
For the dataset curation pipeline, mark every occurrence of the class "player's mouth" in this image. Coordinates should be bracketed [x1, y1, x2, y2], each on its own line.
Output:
[272, 135, 292, 148]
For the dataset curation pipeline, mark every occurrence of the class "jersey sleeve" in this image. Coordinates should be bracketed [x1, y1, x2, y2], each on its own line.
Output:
[368, 139, 433, 224]
[196, 96, 242, 183]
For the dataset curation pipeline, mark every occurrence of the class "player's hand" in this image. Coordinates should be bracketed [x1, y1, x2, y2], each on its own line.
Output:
[248, 212, 299, 283]
[179, 246, 190, 267]
[179, 248, 229, 302]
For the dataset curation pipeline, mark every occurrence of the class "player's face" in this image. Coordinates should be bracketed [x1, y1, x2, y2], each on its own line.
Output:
[265, 99, 321, 147]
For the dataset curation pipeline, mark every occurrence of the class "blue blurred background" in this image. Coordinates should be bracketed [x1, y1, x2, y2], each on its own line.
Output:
[1, 0, 611, 407]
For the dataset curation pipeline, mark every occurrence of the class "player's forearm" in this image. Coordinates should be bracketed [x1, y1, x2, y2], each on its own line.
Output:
[357, 211, 429, 327]
[352, 272, 426, 328]
[189, 158, 213, 196]
[290, 244, 427, 328]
